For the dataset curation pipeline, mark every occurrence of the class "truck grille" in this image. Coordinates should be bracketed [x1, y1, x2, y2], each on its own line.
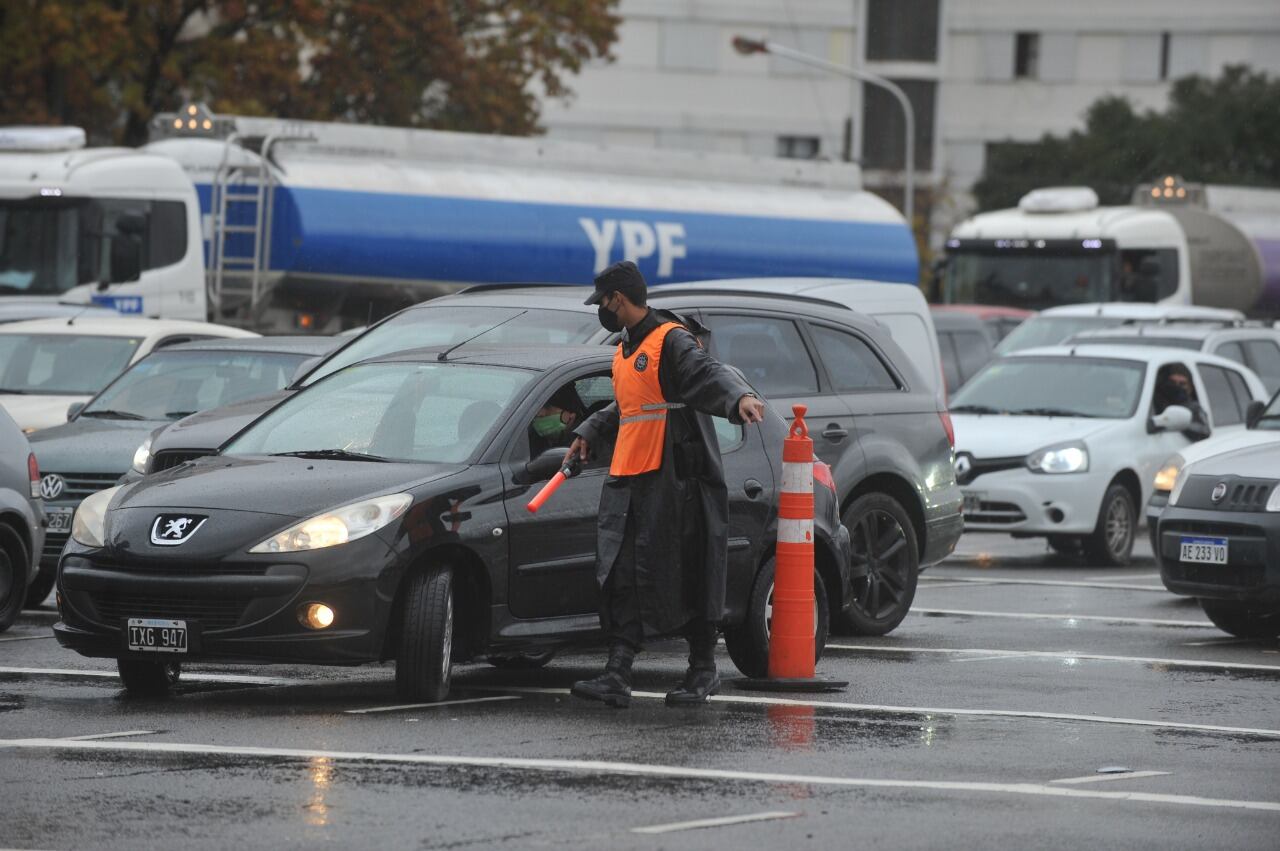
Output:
[88, 591, 250, 631]
[149, 450, 212, 473]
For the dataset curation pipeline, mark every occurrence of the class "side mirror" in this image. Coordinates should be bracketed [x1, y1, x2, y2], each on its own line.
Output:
[1246, 399, 1266, 429]
[106, 233, 142, 286]
[67, 401, 85, 420]
[1151, 404, 1193, 432]
[520, 448, 569, 485]
[290, 356, 323, 386]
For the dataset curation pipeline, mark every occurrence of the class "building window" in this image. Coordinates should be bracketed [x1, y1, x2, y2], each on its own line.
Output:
[1014, 32, 1040, 79]
[660, 21, 719, 72]
[866, 0, 940, 62]
[777, 136, 821, 160]
[860, 79, 935, 170]
[1159, 32, 1171, 80]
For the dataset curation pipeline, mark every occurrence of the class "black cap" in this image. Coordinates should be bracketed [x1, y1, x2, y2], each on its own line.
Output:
[584, 260, 647, 305]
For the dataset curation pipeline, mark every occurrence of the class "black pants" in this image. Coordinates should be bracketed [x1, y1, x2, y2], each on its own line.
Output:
[603, 514, 715, 657]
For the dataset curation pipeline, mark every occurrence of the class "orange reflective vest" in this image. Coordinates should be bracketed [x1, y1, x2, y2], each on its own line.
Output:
[610, 321, 685, 476]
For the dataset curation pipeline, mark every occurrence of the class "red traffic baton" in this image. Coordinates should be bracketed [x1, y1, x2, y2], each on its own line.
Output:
[526, 456, 581, 514]
[737, 404, 846, 693]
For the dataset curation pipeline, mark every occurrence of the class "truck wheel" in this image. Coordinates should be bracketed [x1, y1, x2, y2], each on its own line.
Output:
[1199, 599, 1280, 639]
[1083, 484, 1135, 567]
[724, 557, 829, 679]
[487, 650, 556, 670]
[117, 660, 181, 695]
[395, 564, 455, 702]
[24, 567, 55, 609]
[0, 539, 26, 632]
[835, 493, 919, 636]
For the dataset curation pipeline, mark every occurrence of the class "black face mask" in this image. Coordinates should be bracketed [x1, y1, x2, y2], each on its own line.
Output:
[597, 302, 622, 333]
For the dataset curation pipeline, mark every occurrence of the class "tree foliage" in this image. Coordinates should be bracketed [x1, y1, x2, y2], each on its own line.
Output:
[974, 65, 1280, 211]
[0, 0, 619, 145]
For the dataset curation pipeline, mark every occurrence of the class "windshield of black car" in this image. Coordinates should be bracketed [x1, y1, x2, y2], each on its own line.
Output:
[83, 349, 307, 421]
[301, 305, 598, 386]
[997, 316, 1127, 353]
[227, 361, 532, 463]
[952, 356, 1146, 418]
[0, 333, 141, 395]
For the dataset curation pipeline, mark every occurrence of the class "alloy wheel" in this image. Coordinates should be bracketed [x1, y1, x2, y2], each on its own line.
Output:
[850, 509, 911, 620]
[1105, 494, 1132, 558]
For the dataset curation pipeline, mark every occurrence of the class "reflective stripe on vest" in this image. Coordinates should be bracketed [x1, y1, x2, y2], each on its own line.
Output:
[611, 322, 682, 476]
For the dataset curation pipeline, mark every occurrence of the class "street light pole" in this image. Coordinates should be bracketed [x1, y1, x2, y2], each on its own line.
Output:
[733, 36, 915, 226]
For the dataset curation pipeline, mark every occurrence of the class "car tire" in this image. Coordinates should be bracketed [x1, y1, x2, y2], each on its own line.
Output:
[1083, 484, 1135, 567]
[835, 493, 919, 636]
[24, 567, 55, 609]
[395, 564, 455, 702]
[1199, 599, 1280, 639]
[117, 659, 181, 695]
[1047, 535, 1082, 556]
[0, 538, 26, 632]
[487, 650, 556, 670]
[723, 557, 829, 680]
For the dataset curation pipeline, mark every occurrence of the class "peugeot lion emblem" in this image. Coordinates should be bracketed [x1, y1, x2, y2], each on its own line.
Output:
[1210, 482, 1228, 504]
[39, 474, 65, 500]
[150, 514, 207, 546]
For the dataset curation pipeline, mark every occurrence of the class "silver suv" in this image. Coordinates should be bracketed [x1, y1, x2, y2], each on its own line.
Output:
[0, 407, 44, 628]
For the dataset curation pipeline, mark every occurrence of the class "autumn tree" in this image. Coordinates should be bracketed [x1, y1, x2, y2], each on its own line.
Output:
[974, 65, 1280, 211]
[0, 1, 619, 145]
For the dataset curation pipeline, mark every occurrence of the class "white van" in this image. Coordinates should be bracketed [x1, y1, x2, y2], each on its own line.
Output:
[655, 278, 945, 402]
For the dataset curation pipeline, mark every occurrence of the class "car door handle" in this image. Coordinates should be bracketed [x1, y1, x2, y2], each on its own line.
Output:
[743, 479, 764, 499]
[821, 424, 849, 441]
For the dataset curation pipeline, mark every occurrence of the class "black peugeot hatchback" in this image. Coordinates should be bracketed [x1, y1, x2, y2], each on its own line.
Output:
[55, 346, 852, 699]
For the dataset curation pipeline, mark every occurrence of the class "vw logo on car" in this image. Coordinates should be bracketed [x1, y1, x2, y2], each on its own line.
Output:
[39, 474, 65, 500]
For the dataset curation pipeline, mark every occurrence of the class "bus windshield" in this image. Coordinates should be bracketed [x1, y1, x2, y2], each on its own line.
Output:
[944, 249, 1116, 310]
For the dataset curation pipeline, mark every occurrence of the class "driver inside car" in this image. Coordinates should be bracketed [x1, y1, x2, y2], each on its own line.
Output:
[528, 384, 584, 457]
[1153, 363, 1210, 442]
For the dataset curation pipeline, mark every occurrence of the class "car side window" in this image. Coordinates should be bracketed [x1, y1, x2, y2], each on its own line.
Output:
[808, 324, 899, 392]
[1224, 368, 1254, 414]
[938, 333, 961, 392]
[1213, 341, 1246, 365]
[707, 315, 820, 398]
[1243, 340, 1280, 393]
[952, 331, 992, 385]
[1199, 365, 1243, 426]
[524, 372, 613, 468]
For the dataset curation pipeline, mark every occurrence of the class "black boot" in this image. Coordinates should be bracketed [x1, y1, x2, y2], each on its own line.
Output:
[666, 628, 720, 706]
[571, 644, 635, 708]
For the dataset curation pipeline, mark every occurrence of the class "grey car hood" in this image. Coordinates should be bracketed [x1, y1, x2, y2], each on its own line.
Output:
[28, 416, 162, 474]
[150, 390, 293, 454]
[1187, 441, 1280, 480]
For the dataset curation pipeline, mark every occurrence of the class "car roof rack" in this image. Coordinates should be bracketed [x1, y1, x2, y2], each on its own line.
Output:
[649, 287, 849, 311]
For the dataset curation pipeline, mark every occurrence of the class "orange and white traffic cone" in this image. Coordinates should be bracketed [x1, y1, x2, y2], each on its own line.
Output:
[738, 404, 846, 693]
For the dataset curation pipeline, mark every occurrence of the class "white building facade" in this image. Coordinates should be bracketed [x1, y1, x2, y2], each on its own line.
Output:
[540, 0, 1280, 244]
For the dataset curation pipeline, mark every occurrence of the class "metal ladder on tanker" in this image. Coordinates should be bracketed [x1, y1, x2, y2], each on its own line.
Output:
[208, 132, 312, 327]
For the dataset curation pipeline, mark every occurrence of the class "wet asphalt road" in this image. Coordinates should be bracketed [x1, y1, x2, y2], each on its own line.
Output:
[2, 533, 1278, 850]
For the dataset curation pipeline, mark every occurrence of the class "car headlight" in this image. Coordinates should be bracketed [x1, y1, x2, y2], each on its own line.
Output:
[131, 435, 153, 474]
[1153, 454, 1184, 494]
[248, 493, 412, 554]
[1169, 467, 1191, 506]
[1266, 484, 1280, 512]
[1026, 441, 1089, 474]
[71, 485, 122, 547]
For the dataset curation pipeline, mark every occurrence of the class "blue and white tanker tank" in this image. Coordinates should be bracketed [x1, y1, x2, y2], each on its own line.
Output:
[146, 115, 917, 331]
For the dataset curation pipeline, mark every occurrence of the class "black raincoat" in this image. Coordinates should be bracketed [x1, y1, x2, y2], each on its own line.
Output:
[574, 309, 755, 637]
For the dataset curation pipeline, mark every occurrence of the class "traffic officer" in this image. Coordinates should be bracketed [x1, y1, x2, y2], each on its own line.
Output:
[566, 260, 765, 708]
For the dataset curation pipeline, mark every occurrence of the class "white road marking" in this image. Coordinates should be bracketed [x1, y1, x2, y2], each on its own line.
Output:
[911, 608, 1213, 628]
[61, 730, 157, 741]
[0, 666, 301, 685]
[951, 654, 1021, 664]
[3, 737, 1278, 813]
[20, 608, 58, 617]
[0, 634, 52, 642]
[1090, 574, 1162, 582]
[825, 643, 1280, 673]
[919, 577, 1166, 592]
[490, 687, 1280, 739]
[632, 811, 800, 834]
[912, 581, 983, 589]
[1182, 637, 1254, 647]
[1051, 771, 1170, 786]
[345, 696, 520, 714]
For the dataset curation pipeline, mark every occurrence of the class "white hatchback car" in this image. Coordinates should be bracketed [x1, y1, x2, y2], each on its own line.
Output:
[0, 317, 257, 433]
[997, 302, 1245, 355]
[951, 345, 1267, 565]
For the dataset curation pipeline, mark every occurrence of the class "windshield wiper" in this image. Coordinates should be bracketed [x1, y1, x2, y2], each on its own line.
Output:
[80, 409, 147, 421]
[1010, 406, 1095, 418]
[949, 404, 1007, 415]
[165, 411, 198, 420]
[271, 449, 390, 463]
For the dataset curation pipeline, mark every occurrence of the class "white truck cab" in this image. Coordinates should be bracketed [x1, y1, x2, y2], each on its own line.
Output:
[0, 127, 205, 321]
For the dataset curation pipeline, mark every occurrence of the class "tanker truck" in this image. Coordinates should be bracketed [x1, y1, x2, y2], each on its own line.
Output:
[940, 178, 1280, 316]
[0, 106, 919, 333]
